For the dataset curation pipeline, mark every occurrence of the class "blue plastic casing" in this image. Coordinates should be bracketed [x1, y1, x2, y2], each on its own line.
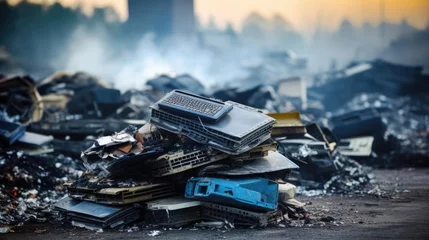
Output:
[184, 177, 278, 212]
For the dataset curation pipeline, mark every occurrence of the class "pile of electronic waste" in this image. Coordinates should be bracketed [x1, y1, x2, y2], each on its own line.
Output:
[330, 93, 429, 167]
[0, 86, 372, 231]
[54, 90, 309, 230]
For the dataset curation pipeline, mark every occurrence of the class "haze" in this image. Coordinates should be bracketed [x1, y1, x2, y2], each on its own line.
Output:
[7, 0, 429, 37]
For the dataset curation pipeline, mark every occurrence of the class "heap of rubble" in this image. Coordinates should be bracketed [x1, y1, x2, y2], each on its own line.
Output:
[0, 74, 374, 231]
[334, 93, 429, 167]
[54, 90, 307, 230]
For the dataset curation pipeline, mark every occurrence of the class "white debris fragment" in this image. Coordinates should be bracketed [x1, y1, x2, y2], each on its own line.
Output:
[147, 230, 161, 236]
[296, 145, 318, 158]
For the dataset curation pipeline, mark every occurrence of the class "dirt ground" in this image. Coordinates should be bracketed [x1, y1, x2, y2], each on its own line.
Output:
[3, 168, 429, 240]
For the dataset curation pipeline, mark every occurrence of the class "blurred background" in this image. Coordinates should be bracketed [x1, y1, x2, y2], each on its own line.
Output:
[1, 0, 428, 89]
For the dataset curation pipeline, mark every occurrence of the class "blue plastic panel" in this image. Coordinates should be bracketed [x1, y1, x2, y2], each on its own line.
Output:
[184, 177, 278, 211]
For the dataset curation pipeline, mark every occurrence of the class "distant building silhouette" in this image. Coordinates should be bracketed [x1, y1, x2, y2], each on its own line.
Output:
[127, 0, 195, 40]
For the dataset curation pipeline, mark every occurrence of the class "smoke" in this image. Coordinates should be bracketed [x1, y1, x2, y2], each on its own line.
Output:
[55, 26, 112, 78]
[3, 1, 428, 85]
[51, 18, 429, 93]
[114, 34, 217, 91]
[54, 25, 248, 92]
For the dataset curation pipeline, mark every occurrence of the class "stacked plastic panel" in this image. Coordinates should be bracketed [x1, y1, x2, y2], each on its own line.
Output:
[54, 197, 141, 230]
[67, 183, 176, 205]
[150, 100, 276, 155]
[62, 90, 302, 230]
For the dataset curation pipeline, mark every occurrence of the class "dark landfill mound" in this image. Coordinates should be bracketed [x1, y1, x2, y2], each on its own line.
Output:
[0, 60, 428, 234]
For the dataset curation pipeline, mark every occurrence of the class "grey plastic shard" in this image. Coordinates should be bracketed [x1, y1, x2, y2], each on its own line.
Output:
[150, 101, 276, 155]
[215, 150, 299, 176]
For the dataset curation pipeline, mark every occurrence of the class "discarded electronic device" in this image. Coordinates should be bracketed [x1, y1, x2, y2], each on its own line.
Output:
[158, 90, 233, 122]
[185, 177, 278, 211]
[201, 202, 277, 227]
[103, 146, 167, 178]
[331, 108, 386, 141]
[277, 138, 337, 182]
[215, 150, 299, 176]
[80, 127, 139, 163]
[231, 139, 278, 161]
[0, 120, 26, 145]
[82, 140, 168, 178]
[144, 197, 202, 226]
[67, 201, 141, 230]
[66, 87, 124, 118]
[277, 137, 331, 157]
[266, 112, 306, 137]
[67, 183, 175, 205]
[337, 136, 374, 157]
[151, 95, 276, 155]
[150, 146, 229, 177]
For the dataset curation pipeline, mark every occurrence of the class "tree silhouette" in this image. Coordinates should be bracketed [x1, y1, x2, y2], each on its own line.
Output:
[0, 1, 120, 73]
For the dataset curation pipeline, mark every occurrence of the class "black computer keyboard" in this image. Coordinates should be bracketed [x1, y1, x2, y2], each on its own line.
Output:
[158, 90, 233, 122]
